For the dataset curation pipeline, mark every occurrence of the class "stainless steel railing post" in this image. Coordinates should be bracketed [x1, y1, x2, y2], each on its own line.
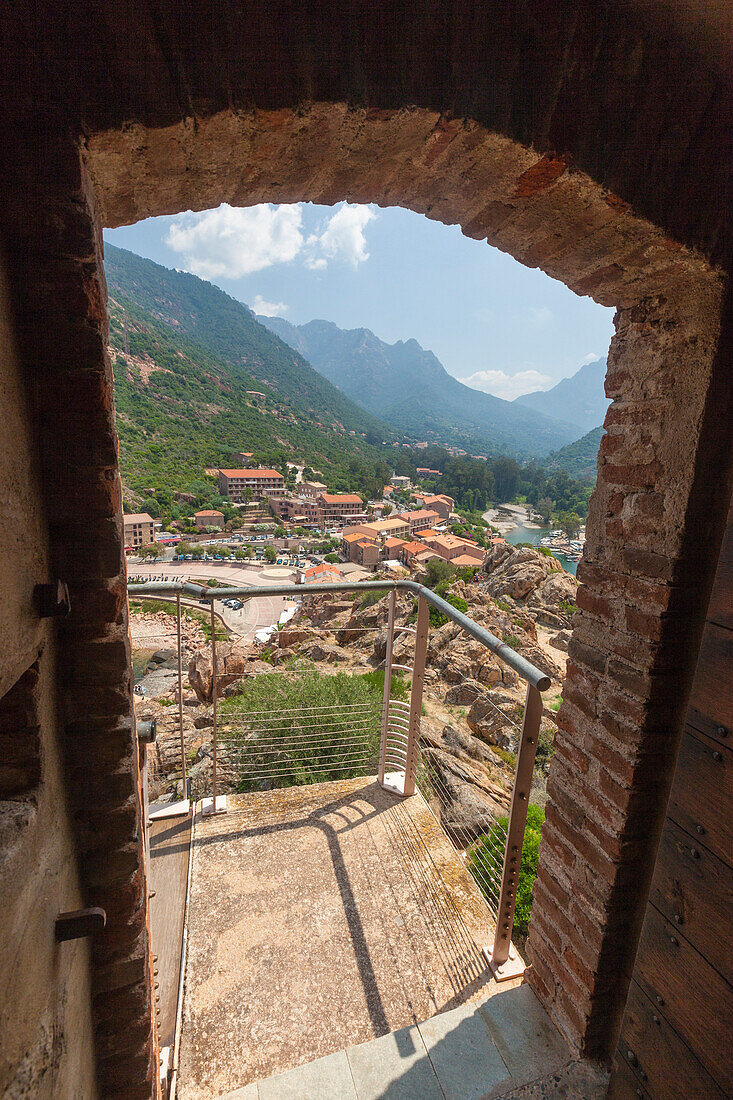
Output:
[403, 596, 429, 797]
[378, 590, 396, 787]
[490, 681, 543, 975]
[176, 594, 187, 796]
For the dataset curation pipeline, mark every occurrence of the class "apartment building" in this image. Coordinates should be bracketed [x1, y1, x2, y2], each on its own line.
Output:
[390, 475, 411, 488]
[319, 494, 365, 528]
[218, 468, 285, 500]
[420, 494, 454, 521]
[422, 534, 485, 563]
[415, 467, 442, 477]
[123, 512, 155, 548]
[300, 480, 328, 498]
[194, 509, 224, 529]
[232, 452, 256, 466]
[383, 537, 408, 560]
[395, 508, 441, 534]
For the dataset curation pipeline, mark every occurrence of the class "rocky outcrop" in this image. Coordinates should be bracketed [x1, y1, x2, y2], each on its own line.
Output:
[466, 690, 522, 752]
[420, 721, 512, 840]
[483, 542, 577, 612]
[188, 642, 250, 703]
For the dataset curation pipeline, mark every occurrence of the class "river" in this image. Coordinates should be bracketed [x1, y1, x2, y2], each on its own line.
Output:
[503, 522, 579, 576]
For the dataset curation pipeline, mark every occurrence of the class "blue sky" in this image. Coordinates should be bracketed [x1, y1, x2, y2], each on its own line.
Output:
[104, 202, 614, 401]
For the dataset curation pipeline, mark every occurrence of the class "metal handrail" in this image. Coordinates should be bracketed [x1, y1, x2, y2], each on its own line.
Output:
[126, 578, 551, 691]
[128, 576, 550, 980]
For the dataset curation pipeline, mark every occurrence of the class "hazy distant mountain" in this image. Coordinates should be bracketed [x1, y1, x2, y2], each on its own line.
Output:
[514, 357, 609, 436]
[260, 316, 580, 459]
[545, 425, 605, 483]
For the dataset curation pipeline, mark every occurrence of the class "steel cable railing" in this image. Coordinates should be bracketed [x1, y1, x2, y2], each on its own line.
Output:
[127, 577, 550, 978]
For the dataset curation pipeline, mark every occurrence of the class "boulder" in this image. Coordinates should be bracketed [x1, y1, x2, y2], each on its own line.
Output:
[277, 628, 311, 648]
[444, 679, 486, 706]
[188, 642, 250, 704]
[549, 629, 572, 652]
[466, 691, 521, 752]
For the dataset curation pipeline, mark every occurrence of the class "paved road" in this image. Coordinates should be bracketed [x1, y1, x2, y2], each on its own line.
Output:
[128, 560, 298, 642]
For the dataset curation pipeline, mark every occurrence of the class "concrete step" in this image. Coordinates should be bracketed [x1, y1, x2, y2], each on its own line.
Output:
[220, 984, 580, 1100]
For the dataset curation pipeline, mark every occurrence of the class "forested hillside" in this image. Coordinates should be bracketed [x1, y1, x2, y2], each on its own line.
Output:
[545, 426, 605, 483]
[104, 250, 396, 506]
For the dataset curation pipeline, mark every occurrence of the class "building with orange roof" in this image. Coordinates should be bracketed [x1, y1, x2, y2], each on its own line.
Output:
[383, 537, 408, 560]
[396, 508, 441, 534]
[218, 468, 285, 500]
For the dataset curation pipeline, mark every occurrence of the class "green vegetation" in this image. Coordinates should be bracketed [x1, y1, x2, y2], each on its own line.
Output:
[545, 426, 605, 484]
[105, 245, 396, 516]
[219, 666, 391, 790]
[468, 805, 545, 935]
[359, 590, 384, 610]
[502, 634, 522, 651]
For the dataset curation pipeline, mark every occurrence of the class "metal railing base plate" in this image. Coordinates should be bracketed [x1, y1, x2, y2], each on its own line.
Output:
[484, 943, 526, 982]
[201, 795, 228, 816]
[380, 771, 410, 797]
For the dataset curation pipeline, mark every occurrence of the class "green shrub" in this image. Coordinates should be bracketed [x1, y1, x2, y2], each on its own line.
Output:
[429, 592, 468, 628]
[360, 590, 384, 610]
[502, 634, 522, 651]
[468, 804, 545, 935]
[495, 599, 511, 613]
[220, 666, 384, 790]
[558, 600, 577, 615]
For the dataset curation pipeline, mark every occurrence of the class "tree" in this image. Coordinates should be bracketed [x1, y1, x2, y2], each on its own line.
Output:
[245, 547, 254, 559]
[139, 542, 165, 560]
[235, 549, 245, 560]
[557, 510, 582, 539]
[263, 546, 277, 563]
[177, 541, 193, 555]
[536, 497, 553, 524]
[325, 553, 339, 564]
[191, 545, 205, 559]
[382, 503, 393, 516]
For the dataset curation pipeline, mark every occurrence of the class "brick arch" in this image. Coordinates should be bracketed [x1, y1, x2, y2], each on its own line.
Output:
[1, 4, 730, 1093]
[86, 105, 729, 1058]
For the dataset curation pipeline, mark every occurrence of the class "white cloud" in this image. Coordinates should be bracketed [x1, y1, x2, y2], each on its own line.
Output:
[165, 203, 304, 279]
[458, 368, 554, 401]
[165, 201, 376, 280]
[251, 295, 288, 318]
[304, 203, 376, 269]
[581, 352, 600, 364]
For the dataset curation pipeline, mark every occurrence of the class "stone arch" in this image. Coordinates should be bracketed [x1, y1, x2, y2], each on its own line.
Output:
[85, 104, 728, 1055]
[2, 5, 730, 1094]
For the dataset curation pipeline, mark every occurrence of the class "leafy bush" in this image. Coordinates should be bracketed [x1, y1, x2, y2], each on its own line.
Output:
[220, 666, 385, 790]
[558, 600, 577, 615]
[468, 804, 545, 935]
[502, 634, 522, 651]
[360, 590, 384, 610]
[429, 592, 468, 628]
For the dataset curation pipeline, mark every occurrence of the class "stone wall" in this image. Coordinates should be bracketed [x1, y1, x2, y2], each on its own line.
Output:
[0, 260, 99, 1097]
[0, 129, 158, 1098]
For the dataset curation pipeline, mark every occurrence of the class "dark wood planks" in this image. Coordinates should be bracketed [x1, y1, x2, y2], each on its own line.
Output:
[616, 980, 725, 1100]
[634, 905, 733, 1093]
[667, 729, 732, 865]
[649, 818, 733, 977]
[149, 814, 191, 1051]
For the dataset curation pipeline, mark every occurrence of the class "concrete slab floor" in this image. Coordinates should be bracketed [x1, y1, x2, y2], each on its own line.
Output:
[178, 776, 523, 1099]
